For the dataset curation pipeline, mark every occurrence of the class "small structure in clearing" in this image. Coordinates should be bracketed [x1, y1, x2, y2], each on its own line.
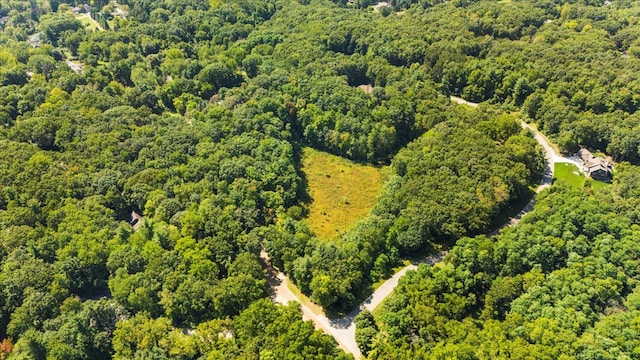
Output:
[358, 84, 373, 94]
[65, 60, 83, 73]
[72, 4, 91, 14]
[373, 2, 391, 11]
[576, 148, 613, 182]
[27, 33, 42, 48]
[130, 210, 143, 230]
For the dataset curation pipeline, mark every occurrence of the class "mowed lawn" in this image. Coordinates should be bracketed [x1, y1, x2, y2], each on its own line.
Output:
[75, 13, 103, 32]
[301, 147, 389, 241]
[553, 162, 610, 190]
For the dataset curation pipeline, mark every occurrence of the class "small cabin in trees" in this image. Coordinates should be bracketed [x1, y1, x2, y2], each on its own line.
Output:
[27, 33, 42, 47]
[130, 210, 143, 230]
[576, 148, 613, 182]
[358, 84, 373, 94]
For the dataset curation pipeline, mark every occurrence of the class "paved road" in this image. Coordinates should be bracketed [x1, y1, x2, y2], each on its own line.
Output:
[451, 96, 581, 168]
[490, 121, 554, 234]
[260, 249, 447, 359]
[452, 96, 584, 232]
[260, 249, 362, 357]
[262, 96, 574, 359]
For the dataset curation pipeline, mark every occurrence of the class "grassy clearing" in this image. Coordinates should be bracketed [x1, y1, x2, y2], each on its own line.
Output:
[75, 13, 103, 32]
[554, 163, 587, 188]
[591, 178, 610, 190]
[553, 163, 610, 190]
[301, 147, 389, 241]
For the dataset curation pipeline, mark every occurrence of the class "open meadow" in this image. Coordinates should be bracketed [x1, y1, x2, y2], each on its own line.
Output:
[301, 147, 389, 241]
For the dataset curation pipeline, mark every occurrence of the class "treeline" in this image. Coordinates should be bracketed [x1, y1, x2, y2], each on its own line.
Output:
[312, 0, 640, 161]
[432, 0, 640, 160]
[362, 165, 640, 359]
[0, 0, 637, 356]
[0, 0, 544, 353]
[0, 68, 343, 358]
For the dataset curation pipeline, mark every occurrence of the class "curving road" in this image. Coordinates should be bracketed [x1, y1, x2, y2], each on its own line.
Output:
[260, 249, 448, 359]
[262, 96, 574, 359]
[452, 96, 582, 231]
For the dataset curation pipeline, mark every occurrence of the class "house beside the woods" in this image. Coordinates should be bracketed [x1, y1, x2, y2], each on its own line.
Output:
[576, 148, 613, 182]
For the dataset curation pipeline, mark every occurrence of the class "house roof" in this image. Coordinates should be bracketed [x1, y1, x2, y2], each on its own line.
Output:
[358, 84, 373, 94]
[576, 148, 613, 177]
[587, 163, 611, 176]
[27, 33, 42, 47]
[585, 157, 611, 170]
[577, 148, 594, 162]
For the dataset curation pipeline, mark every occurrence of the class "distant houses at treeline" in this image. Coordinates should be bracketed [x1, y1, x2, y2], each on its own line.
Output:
[71, 4, 92, 15]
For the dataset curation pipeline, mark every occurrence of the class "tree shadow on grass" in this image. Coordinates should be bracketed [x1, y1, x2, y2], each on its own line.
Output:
[291, 141, 312, 215]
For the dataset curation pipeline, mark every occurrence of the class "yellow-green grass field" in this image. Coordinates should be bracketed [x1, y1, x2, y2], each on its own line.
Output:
[553, 163, 610, 190]
[75, 13, 103, 32]
[301, 147, 389, 241]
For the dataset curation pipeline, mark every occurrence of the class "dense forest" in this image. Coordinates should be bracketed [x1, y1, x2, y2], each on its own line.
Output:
[365, 173, 640, 359]
[0, 0, 640, 358]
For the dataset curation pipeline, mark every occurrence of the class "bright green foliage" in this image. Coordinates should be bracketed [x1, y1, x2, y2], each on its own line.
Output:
[354, 310, 378, 356]
[0, 0, 639, 357]
[12, 298, 128, 359]
[109, 300, 350, 360]
[369, 175, 640, 359]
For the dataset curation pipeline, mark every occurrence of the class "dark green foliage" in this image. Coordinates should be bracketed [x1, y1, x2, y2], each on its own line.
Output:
[0, 0, 639, 357]
[370, 178, 640, 359]
[38, 12, 83, 46]
[108, 300, 350, 359]
[354, 310, 378, 356]
[0, 0, 344, 356]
